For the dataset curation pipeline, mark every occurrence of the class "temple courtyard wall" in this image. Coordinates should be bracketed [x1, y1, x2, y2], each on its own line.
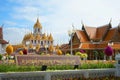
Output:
[0, 68, 116, 80]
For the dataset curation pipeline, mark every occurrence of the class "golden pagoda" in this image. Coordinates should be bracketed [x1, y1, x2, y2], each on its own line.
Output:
[22, 18, 54, 49]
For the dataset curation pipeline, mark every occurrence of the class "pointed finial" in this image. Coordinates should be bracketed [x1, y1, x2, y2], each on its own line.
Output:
[81, 20, 85, 30]
[109, 18, 112, 24]
[118, 20, 120, 26]
[118, 22, 120, 32]
[72, 23, 75, 30]
[81, 20, 84, 26]
[37, 10, 40, 19]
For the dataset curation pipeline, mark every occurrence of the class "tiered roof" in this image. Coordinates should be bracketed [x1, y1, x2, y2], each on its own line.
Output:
[83, 23, 111, 40]
[23, 33, 53, 41]
[61, 22, 120, 50]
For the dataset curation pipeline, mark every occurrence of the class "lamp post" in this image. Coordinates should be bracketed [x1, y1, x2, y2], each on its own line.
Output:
[68, 29, 75, 55]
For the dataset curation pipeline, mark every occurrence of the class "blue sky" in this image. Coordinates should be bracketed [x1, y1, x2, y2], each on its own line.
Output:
[0, 0, 120, 45]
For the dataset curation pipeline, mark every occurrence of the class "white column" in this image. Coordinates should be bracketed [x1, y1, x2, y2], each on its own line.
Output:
[104, 55, 106, 61]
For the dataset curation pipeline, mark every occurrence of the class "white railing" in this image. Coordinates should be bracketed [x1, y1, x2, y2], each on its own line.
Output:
[0, 68, 116, 80]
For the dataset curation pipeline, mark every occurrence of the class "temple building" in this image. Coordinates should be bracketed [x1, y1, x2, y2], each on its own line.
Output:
[61, 22, 120, 60]
[0, 27, 9, 53]
[22, 18, 54, 51]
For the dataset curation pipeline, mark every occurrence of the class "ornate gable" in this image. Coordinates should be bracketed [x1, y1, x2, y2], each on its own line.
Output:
[72, 32, 80, 45]
[84, 25, 97, 40]
[104, 26, 120, 42]
[83, 24, 111, 41]
[104, 28, 116, 41]
[111, 27, 120, 42]
[99, 24, 111, 40]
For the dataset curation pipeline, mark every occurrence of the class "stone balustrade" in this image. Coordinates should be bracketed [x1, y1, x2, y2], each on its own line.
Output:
[0, 68, 115, 80]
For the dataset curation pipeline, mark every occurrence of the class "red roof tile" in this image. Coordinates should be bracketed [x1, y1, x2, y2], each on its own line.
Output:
[84, 24, 111, 40]
[97, 24, 110, 39]
[0, 39, 8, 44]
[84, 26, 97, 40]
[104, 28, 116, 41]
[76, 30, 89, 42]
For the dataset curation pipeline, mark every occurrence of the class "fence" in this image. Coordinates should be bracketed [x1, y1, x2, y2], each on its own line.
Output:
[0, 68, 115, 80]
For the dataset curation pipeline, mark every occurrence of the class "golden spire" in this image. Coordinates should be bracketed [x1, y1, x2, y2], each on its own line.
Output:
[42, 33, 47, 40]
[35, 34, 40, 40]
[49, 44, 54, 52]
[55, 44, 59, 50]
[34, 18, 42, 29]
[48, 33, 53, 41]
[30, 34, 34, 40]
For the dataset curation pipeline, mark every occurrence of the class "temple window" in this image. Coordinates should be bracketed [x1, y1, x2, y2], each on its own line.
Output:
[31, 40, 33, 43]
[44, 41, 46, 44]
[35, 40, 36, 44]
[38, 40, 40, 43]
[38, 29, 40, 32]
[41, 41, 43, 46]
[48, 41, 49, 44]
[51, 41, 53, 44]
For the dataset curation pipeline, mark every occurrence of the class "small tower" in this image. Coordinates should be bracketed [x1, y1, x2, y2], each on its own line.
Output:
[33, 18, 42, 35]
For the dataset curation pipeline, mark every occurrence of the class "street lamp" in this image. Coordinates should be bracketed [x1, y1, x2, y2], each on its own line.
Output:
[68, 29, 75, 55]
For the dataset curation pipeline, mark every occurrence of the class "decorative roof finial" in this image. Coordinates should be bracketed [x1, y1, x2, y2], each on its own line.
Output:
[118, 21, 120, 32]
[81, 20, 84, 26]
[81, 20, 85, 30]
[118, 20, 120, 26]
[36, 10, 39, 24]
[72, 23, 75, 30]
[109, 18, 112, 24]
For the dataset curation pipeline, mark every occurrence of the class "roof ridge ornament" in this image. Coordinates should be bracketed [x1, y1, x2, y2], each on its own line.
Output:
[109, 18, 112, 24]
[118, 22, 120, 32]
[81, 20, 85, 30]
[72, 23, 75, 30]
[81, 20, 84, 26]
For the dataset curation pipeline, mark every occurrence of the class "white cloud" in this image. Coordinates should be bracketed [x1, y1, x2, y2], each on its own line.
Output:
[3, 27, 31, 44]
[4, 0, 120, 45]
[4, 21, 17, 27]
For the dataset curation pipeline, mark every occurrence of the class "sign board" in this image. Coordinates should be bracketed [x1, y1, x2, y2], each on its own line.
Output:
[15, 55, 80, 66]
